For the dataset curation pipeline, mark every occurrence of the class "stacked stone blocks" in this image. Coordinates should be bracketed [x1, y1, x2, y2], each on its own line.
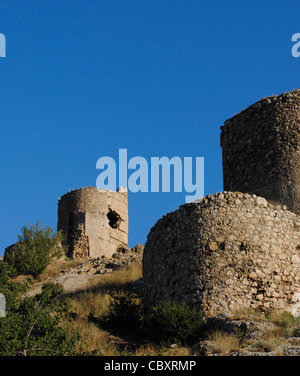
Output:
[57, 187, 128, 259]
[143, 89, 300, 317]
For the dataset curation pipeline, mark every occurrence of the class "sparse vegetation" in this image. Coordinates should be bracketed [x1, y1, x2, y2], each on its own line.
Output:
[104, 290, 144, 332]
[206, 331, 240, 354]
[144, 301, 204, 345]
[6, 223, 65, 278]
[0, 266, 83, 356]
[67, 262, 204, 353]
[1, 245, 300, 356]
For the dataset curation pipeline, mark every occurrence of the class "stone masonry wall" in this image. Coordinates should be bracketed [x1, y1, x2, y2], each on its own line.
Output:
[143, 192, 300, 317]
[221, 89, 300, 214]
[57, 187, 128, 258]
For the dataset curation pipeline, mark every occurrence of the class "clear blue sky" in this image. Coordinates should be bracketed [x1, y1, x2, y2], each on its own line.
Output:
[1, 0, 300, 255]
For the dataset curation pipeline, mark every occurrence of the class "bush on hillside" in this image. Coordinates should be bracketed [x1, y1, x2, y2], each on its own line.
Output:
[104, 290, 144, 332]
[104, 291, 204, 345]
[145, 300, 204, 345]
[0, 264, 82, 356]
[6, 223, 65, 278]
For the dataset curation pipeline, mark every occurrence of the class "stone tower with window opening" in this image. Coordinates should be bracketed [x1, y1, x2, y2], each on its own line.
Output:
[57, 186, 128, 259]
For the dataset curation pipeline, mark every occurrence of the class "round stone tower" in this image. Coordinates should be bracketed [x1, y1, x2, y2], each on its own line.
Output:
[57, 187, 128, 259]
[143, 192, 300, 318]
[221, 88, 300, 214]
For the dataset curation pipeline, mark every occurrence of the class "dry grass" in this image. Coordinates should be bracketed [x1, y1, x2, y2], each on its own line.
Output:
[254, 332, 282, 353]
[85, 261, 143, 291]
[64, 261, 196, 356]
[66, 313, 194, 356]
[207, 331, 240, 354]
[249, 326, 285, 354]
[266, 311, 299, 328]
[233, 306, 265, 320]
[65, 315, 124, 355]
[3, 256, 83, 286]
[254, 311, 300, 352]
[29, 259, 300, 356]
[71, 290, 111, 317]
[63, 261, 144, 355]
[39, 257, 83, 280]
[133, 343, 193, 356]
[69, 262, 142, 319]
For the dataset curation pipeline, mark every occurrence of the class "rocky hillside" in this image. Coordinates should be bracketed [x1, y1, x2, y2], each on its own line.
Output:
[10, 244, 300, 356]
[26, 245, 143, 297]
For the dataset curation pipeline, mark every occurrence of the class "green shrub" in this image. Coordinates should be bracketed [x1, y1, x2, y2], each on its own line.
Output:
[0, 262, 28, 314]
[7, 223, 65, 278]
[105, 290, 144, 331]
[0, 279, 83, 356]
[145, 301, 204, 345]
[102, 293, 204, 346]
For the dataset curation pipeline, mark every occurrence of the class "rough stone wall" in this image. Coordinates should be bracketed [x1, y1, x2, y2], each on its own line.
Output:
[57, 187, 128, 258]
[143, 192, 300, 317]
[221, 89, 300, 214]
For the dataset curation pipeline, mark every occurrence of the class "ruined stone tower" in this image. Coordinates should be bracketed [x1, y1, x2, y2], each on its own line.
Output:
[221, 89, 300, 214]
[57, 187, 128, 259]
[143, 88, 300, 318]
[143, 192, 300, 317]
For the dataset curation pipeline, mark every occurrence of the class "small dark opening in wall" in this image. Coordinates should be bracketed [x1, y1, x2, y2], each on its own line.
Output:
[218, 242, 225, 251]
[107, 209, 121, 229]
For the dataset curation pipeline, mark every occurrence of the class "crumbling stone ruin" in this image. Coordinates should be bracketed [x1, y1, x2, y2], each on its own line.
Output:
[143, 192, 300, 317]
[221, 89, 300, 214]
[60, 244, 144, 277]
[143, 88, 300, 318]
[57, 186, 128, 258]
[3, 186, 129, 263]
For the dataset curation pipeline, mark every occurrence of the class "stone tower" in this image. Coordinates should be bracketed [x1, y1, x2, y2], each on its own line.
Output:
[220, 89, 300, 214]
[143, 88, 300, 318]
[57, 187, 128, 259]
[143, 192, 300, 317]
